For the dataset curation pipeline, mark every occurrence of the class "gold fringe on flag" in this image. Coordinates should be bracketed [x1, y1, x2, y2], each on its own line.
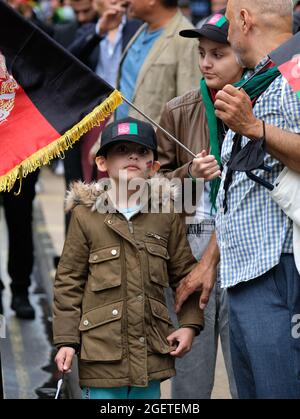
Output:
[0, 90, 123, 193]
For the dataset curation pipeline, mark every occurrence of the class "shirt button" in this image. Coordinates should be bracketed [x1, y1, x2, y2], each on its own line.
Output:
[139, 337, 145, 344]
[111, 249, 117, 256]
[108, 220, 113, 225]
[83, 320, 89, 326]
[112, 309, 118, 316]
[93, 255, 98, 261]
[137, 295, 143, 302]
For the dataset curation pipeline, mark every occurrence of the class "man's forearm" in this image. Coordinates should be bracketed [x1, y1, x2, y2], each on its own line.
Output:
[247, 121, 300, 173]
[174, 231, 220, 312]
[200, 231, 220, 267]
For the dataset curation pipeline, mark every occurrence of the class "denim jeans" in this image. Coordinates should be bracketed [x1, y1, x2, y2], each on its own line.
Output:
[228, 254, 300, 399]
[166, 220, 237, 399]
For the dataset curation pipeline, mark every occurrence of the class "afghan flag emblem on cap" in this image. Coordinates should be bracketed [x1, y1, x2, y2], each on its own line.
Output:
[207, 13, 227, 27]
[117, 122, 138, 136]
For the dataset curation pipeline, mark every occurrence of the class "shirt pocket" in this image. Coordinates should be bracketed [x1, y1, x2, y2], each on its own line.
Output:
[145, 243, 170, 288]
[147, 297, 176, 355]
[88, 246, 121, 291]
[79, 301, 123, 361]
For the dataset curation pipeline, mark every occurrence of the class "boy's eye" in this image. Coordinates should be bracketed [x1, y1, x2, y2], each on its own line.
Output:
[137, 147, 149, 155]
[113, 144, 149, 156]
[115, 145, 129, 154]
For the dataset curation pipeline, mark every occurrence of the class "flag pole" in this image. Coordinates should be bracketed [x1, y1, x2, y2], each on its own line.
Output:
[121, 95, 197, 159]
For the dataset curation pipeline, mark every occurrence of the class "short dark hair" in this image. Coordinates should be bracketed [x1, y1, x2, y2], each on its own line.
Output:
[161, 0, 178, 8]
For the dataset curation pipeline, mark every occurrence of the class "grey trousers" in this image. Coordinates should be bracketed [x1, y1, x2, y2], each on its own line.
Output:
[166, 220, 237, 399]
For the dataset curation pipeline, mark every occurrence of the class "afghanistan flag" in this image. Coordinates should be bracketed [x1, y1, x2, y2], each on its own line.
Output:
[269, 31, 300, 100]
[0, 1, 122, 192]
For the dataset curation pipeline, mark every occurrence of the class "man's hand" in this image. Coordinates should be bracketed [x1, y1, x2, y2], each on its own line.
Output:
[191, 150, 221, 180]
[97, 4, 127, 35]
[55, 347, 75, 374]
[167, 327, 196, 358]
[175, 260, 217, 313]
[215, 85, 262, 139]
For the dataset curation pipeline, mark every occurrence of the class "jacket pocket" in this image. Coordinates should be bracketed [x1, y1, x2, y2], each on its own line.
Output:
[89, 246, 121, 291]
[147, 297, 175, 355]
[79, 301, 123, 361]
[145, 243, 170, 288]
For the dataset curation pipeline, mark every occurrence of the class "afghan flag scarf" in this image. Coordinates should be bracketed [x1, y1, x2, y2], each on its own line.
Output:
[200, 65, 281, 212]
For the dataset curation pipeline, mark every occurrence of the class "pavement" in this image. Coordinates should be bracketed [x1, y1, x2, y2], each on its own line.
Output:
[0, 207, 59, 399]
[35, 166, 232, 399]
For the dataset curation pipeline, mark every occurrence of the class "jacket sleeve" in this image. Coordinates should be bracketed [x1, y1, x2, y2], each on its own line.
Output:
[167, 212, 204, 331]
[68, 24, 103, 62]
[157, 103, 192, 181]
[53, 207, 90, 346]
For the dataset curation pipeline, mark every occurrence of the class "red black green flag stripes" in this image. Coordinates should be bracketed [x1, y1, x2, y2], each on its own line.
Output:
[278, 59, 300, 99]
[269, 32, 300, 99]
[0, 1, 122, 192]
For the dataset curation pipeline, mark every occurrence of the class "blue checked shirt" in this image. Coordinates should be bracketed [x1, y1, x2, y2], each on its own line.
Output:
[215, 58, 300, 288]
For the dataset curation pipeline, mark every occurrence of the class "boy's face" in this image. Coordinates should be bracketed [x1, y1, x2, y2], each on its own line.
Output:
[95, 141, 160, 182]
[198, 38, 243, 90]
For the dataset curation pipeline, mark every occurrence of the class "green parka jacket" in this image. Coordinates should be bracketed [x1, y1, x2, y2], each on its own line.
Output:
[53, 178, 203, 388]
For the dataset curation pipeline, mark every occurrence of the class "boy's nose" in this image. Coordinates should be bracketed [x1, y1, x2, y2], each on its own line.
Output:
[128, 153, 138, 160]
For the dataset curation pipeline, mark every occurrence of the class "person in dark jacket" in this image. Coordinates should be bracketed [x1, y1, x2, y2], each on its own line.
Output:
[69, 0, 141, 77]
[64, 0, 142, 211]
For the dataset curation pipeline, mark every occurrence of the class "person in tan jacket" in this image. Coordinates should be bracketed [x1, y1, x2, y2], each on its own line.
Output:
[53, 117, 203, 399]
[115, 0, 201, 123]
[157, 9, 243, 399]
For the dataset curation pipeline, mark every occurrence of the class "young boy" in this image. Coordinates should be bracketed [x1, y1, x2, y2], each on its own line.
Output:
[53, 117, 203, 399]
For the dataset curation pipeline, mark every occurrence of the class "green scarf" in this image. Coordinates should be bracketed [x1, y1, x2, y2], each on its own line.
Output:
[200, 66, 281, 212]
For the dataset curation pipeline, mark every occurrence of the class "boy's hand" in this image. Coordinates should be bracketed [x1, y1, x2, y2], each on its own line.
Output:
[55, 347, 75, 373]
[190, 150, 221, 180]
[167, 327, 196, 358]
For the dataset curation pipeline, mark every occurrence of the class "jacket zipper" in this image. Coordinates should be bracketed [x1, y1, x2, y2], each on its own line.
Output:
[146, 232, 167, 242]
[128, 221, 134, 234]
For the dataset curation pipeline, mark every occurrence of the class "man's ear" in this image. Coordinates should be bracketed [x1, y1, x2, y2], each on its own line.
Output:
[95, 156, 108, 172]
[240, 9, 252, 34]
[150, 160, 161, 175]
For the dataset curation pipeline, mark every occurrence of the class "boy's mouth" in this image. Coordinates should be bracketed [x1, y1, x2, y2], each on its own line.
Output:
[124, 165, 140, 170]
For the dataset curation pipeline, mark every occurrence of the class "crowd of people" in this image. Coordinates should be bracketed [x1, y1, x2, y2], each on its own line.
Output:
[1, 0, 300, 400]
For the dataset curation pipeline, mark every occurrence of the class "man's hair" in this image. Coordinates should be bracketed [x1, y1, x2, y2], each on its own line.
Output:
[161, 0, 178, 8]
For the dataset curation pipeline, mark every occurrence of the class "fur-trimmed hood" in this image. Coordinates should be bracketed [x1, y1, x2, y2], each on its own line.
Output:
[65, 175, 182, 214]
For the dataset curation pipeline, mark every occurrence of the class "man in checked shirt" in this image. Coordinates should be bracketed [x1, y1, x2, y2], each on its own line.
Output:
[176, 0, 300, 399]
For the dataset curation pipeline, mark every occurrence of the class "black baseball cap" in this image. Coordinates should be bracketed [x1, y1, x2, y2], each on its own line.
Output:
[180, 9, 229, 44]
[96, 117, 158, 160]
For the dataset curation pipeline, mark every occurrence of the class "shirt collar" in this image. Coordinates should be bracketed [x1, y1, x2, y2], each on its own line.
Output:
[244, 56, 270, 80]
